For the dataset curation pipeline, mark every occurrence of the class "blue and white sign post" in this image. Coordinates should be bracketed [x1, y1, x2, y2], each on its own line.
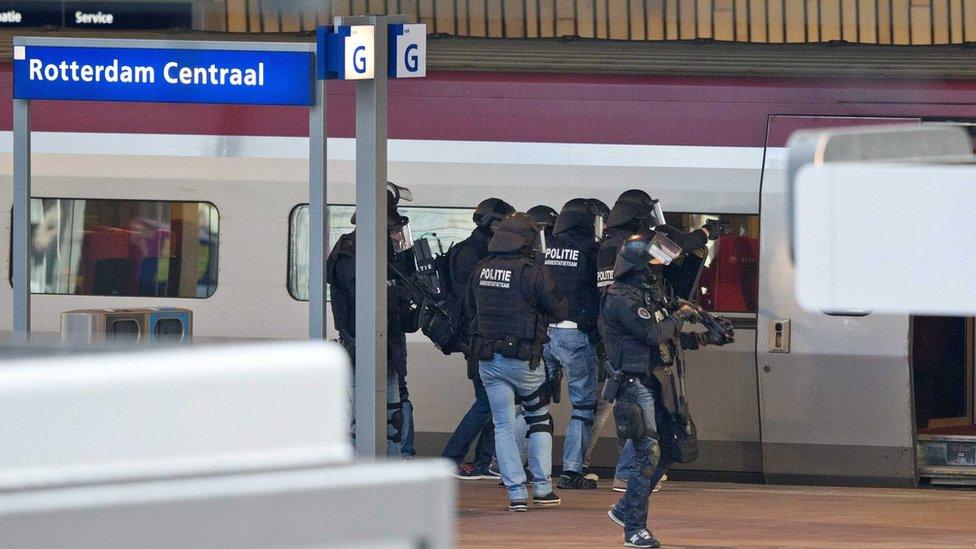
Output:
[317, 17, 426, 458]
[10, 37, 327, 340]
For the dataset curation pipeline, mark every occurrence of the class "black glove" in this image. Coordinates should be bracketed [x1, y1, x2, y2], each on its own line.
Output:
[701, 330, 733, 346]
[673, 306, 697, 323]
[679, 332, 702, 350]
[702, 220, 731, 241]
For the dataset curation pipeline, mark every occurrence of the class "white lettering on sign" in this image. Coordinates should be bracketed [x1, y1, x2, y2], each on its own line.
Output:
[75, 11, 114, 25]
[25, 57, 266, 87]
[163, 62, 264, 86]
[393, 24, 426, 78]
[28, 58, 155, 83]
[0, 10, 23, 23]
[479, 268, 512, 288]
[597, 269, 614, 287]
[343, 25, 374, 80]
[544, 247, 579, 267]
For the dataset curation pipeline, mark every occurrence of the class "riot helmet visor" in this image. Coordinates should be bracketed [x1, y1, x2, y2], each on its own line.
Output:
[648, 232, 681, 265]
[389, 219, 413, 253]
[652, 200, 666, 227]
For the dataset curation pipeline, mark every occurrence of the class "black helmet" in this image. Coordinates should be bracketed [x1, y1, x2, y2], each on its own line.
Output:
[351, 182, 412, 227]
[488, 212, 537, 253]
[553, 198, 596, 236]
[589, 198, 610, 219]
[612, 235, 654, 280]
[473, 198, 515, 229]
[526, 205, 558, 229]
[617, 189, 654, 207]
[606, 199, 654, 230]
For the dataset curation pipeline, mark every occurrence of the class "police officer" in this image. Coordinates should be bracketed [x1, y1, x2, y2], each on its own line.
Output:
[468, 212, 568, 511]
[541, 198, 602, 490]
[327, 184, 419, 457]
[597, 189, 724, 293]
[602, 234, 724, 548]
[441, 198, 515, 478]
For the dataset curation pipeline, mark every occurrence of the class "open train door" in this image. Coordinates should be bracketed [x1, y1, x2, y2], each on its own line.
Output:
[757, 115, 919, 486]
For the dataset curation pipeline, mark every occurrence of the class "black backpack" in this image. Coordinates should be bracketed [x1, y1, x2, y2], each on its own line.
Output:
[417, 245, 464, 355]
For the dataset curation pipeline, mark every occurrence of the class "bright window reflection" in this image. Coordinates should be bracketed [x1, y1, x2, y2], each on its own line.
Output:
[673, 213, 759, 314]
[28, 198, 219, 298]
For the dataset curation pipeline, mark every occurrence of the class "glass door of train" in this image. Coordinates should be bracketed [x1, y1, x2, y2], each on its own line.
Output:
[757, 115, 920, 486]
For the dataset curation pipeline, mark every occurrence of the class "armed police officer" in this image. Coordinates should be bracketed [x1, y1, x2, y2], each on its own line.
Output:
[540, 198, 603, 490]
[327, 183, 420, 457]
[597, 189, 724, 293]
[603, 234, 727, 548]
[441, 198, 515, 478]
[468, 212, 568, 511]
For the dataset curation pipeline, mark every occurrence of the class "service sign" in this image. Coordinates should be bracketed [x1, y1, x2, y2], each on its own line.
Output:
[65, 2, 193, 30]
[13, 44, 314, 106]
[389, 24, 426, 78]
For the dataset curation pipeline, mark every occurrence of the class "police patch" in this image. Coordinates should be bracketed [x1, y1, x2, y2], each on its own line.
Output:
[637, 307, 652, 320]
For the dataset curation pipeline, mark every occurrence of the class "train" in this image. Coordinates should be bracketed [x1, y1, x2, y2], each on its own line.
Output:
[2, 35, 975, 487]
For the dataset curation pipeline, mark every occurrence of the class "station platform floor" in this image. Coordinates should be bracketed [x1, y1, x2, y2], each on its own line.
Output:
[457, 479, 976, 547]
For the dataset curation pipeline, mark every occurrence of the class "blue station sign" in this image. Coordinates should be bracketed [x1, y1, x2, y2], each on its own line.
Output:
[13, 44, 314, 106]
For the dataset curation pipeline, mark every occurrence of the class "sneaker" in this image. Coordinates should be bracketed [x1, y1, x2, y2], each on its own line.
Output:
[453, 462, 485, 480]
[652, 473, 667, 493]
[624, 529, 661, 548]
[608, 507, 625, 528]
[483, 461, 502, 479]
[612, 477, 628, 492]
[532, 491, 561, 507]
[557, 471, 597, 489]
[509, 500, 527, 512]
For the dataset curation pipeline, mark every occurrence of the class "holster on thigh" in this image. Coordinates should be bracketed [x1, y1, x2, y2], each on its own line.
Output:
[387, 402, 404, 443]
[613, 401, 646, 442]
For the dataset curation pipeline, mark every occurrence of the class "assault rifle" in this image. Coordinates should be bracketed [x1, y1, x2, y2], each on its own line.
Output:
[388, 242, 463, 355]
[674, 298, 735, 346]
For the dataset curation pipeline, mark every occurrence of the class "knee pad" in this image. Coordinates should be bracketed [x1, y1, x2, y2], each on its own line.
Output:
[387, 403, 404, 443]
[524, 412, 554, 438]
[640, 439, 662, 479]
[571, 401, 598, 427]
[519, 386, 549, 412]
[613, 401, 646, 442]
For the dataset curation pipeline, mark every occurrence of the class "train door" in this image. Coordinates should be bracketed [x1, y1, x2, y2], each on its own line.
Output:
[757, 115, 919, 486]
[915, 317, 976, 484]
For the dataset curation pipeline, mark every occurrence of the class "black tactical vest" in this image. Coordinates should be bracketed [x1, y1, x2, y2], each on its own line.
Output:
[602, 281, 675, 375]
[473, 255, 540, 343]
[597, 228, 630, 292]
[544, 231, 597, 329]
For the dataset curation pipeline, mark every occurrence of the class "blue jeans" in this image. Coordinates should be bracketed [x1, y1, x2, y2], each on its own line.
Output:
[616, 439, 637, 480]
[543, 327, 598, 474]
[480, 353, 553, 501]
[442, 376, 495, 469]
[350, 367, 402, 457]
[611, 378, 672, 537]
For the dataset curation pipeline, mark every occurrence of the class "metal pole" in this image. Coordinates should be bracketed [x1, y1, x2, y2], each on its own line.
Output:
[12, 99, 31, 337]
[309, 78, 329, 339]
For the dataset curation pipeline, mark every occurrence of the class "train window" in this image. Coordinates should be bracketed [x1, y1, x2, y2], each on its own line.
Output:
[25, 198, 219, 298]
[288, 204, 476, 301]
[670, 213, 760, 314]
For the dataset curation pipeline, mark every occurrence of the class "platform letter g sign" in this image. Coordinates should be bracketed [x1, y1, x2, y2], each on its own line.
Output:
[353, 45, 367, 74]
[405, 44, 419, 73]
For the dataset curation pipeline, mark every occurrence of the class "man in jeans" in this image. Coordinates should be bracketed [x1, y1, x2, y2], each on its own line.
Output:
[468, 212, 568, 511]
[541, 198, 603, 489]
[442, 198, 515, 478]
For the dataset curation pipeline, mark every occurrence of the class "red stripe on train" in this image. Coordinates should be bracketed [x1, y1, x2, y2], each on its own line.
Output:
[3, 65, 976, 147]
